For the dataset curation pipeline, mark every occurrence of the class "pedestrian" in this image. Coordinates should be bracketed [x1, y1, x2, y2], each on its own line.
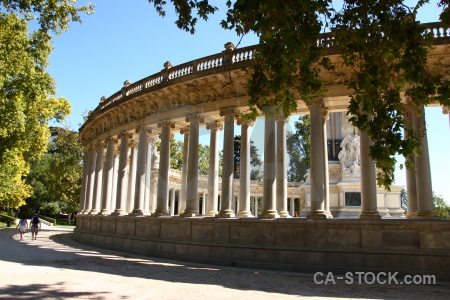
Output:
[16, 216, 28, 240]
[30, 213, 41, 240]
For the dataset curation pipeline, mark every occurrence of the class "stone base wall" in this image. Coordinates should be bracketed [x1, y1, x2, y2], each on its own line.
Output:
[73, 215, 450, 281]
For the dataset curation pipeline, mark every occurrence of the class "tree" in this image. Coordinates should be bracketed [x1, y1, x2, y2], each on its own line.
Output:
[198, 144, 211, 175]
[233, 135, 263, 180]
[433, 193, 450, 219]
[147, 0, 450, 190]
[155, 137, 215, 175]
[0, 1, 93, 210]
[286, 115, 311, 182]
[27, 127, 84, 224]
[332, 0, 450, 188]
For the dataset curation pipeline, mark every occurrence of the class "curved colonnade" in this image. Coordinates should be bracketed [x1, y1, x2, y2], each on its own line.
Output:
[74, 24, 450, 279]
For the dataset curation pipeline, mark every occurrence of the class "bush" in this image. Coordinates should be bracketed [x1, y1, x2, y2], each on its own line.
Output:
[39, 202, 60, 217]
[0, 213, 17, 227]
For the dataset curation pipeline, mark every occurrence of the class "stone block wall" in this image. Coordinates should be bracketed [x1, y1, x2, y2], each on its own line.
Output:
[74, 215, 450, 281]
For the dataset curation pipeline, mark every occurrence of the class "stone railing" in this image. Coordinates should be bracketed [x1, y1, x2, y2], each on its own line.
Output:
[87, 22, 449, 123]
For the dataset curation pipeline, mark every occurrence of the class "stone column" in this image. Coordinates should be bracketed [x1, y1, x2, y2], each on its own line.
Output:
[126, 141, 138, 213]
[206, 121, 222, 216]
[131, 126, 152, 215]
[403, 105, 418, 218]
[144, 139, 154, 214]
[276, 115, 289, 217]
[359, 129, 381, 219]
[261, 108, 279, 219]
[178, 127, 190, 214]
[254, 197, 259, 217]
[321, 108, 332, 218]
[307, 100, 327, 218]
[202, 192, 206, 215]
[110, 147, 120, 212]
[100, 137, 118, 215]
[218, 108, 238, 218]
[412, 105, 437, 219]
[113, 132, 133, 215]
[79, 152, 89, 214]
[155, 120, 174, 216]
[237, 118, 253, 217]
[85, 147, 98, 213]
[169, 188, 175, 216]
[90, 142, 106, 214]
[289, 198, 295, 217]
[182, 114, 204, 217]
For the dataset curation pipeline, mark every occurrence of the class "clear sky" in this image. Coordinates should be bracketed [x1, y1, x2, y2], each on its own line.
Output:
[47, 0, 449, 203]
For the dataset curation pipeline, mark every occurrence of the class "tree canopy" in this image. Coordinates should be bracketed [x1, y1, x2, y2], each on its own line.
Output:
[233, 135, 263, 180]
[287, 115, 311, 182]
[27, 127, 83, 222]
[148, 0, 450, 189]
[0, 1, 93, 209]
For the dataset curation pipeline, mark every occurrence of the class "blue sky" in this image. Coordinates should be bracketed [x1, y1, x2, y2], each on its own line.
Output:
[47, 0, 449, 203]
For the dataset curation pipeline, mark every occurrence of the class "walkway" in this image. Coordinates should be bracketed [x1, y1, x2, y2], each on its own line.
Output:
[0, 227, 448, 299]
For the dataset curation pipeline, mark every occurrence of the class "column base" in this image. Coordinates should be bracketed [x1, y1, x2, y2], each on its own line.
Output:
[406, 211, 417, 219]
[216, 209, 236, 218]
[88, 210, 100, 215]
[237, 211, 254, 217]
[326, 211, 334, 219]
[99, 210, 111, 216]
[181, 210, 198, 217]
[129, 209, 144, 216]
[205, 211, 219, 216]
[307, 210, 328, 219]
[153, 210, 170, 217]
[413, 210, 438, 219]
[278, 211, 291, 218]
[359, 211, 382, 219]
[111, 210, 127, 216]
[260, 210, 280, 219]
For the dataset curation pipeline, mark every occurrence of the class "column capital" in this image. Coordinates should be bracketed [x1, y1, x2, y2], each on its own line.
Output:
[118, 131, 134, 140]
[96, 141, 106, 149]
[186, 114, 205, 123]
[443, 105, 449, 115]
[83, 151, 90, 159]
[157, 120, 176, 129]
[105, 136, 119, 144]
[180, 127, 190, 135]
[306, 98, 323, 108]
[129, 140, 138, 148]
[220, 107, 239, 117]
[135, 126, 153, 134]
[321, 107, 329, 121]
[237, 118, 254, 126]
[206, 121, 224, 130]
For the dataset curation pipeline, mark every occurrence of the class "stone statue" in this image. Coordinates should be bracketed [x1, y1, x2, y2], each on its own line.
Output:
[338, 134, 361, 177]
[151, 148, 160, 170]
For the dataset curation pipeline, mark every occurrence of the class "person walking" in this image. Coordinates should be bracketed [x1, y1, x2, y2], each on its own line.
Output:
[30, 214, 41, 240]
[16, 216, 28, 240]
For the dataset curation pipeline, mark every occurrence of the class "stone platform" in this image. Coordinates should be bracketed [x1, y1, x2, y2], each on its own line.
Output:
[73, 215, 450, 281]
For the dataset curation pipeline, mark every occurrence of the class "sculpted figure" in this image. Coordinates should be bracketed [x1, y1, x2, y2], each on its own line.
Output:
[151, 148, 160, 170]
[338, 134, 361, 176]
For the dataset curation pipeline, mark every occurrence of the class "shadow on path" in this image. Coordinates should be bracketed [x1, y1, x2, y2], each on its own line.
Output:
[1, 228, 448, 299]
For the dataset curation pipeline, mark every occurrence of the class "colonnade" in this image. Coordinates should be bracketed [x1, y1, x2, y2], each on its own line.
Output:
[79, 102, 438, 219]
